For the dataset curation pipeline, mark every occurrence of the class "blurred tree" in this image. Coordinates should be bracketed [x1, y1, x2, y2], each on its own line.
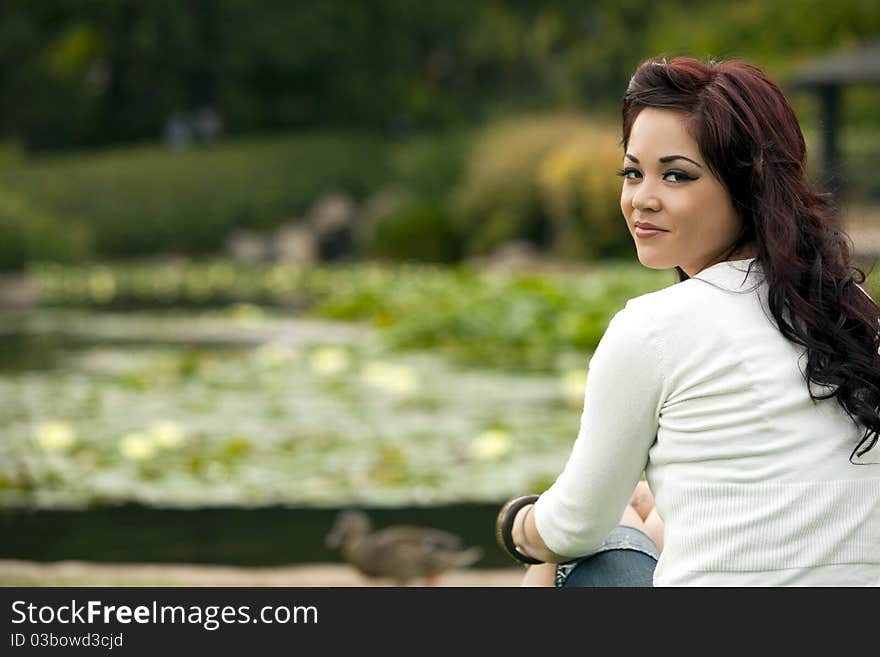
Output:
[0, 0, 877, 150]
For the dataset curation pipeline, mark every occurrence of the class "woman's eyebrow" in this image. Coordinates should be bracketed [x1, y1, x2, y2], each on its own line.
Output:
[660, 155, 703, 168]
[624, 153, 704, 169]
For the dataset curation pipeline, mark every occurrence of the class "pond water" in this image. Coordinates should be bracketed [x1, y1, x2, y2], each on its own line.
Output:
[0, 307, 587, 510]
[0, 502, 515, 568]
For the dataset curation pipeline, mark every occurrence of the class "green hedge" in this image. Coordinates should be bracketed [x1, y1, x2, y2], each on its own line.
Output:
[0, 186, 91, 271]
[6, 115, 874, 272]
[3, 132, 392, 259]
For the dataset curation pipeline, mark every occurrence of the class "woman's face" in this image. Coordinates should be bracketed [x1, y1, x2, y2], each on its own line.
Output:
[620, 107, 746, 277]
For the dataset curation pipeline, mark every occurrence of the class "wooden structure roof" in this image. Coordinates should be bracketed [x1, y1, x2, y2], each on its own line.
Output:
[784, 40, 880, 216]
[788, 40, 880, 89]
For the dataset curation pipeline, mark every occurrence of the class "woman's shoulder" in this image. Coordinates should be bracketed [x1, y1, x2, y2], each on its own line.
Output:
[612, 272, 766, 363]
[621, 277, 717, 323]
[598, 283, 700, 354]
[606, 277, 753, 357]
[595, 281, 741, 380]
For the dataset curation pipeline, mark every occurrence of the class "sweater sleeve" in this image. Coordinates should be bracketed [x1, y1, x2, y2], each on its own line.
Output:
[532, 299, 665, 558]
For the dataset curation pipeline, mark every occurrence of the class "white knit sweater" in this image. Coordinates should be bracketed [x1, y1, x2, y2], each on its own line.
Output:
[533, 258, 880, 586]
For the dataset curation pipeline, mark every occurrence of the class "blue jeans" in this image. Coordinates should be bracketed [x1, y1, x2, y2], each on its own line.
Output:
[554, 525, 659, 587]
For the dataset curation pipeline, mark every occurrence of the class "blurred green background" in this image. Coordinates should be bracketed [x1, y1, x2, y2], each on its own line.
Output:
[1, 0, 879, 577]
[1, 0, 879, 270]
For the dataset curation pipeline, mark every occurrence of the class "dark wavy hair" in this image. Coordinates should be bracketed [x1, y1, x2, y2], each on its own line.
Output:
[622, 56, 880, 463]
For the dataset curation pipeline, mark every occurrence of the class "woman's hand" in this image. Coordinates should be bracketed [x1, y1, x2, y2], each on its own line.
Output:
[626, 480, 664, 552]
[628, 480, 655, 521]
[510, 480, 664, 565]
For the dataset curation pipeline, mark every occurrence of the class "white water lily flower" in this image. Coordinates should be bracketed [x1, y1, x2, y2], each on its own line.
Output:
[308, 346, 350, 375]
[561, 367, 588, 404]
[34, 421, 76, 452]
[150, 421, 184, 449]
[361, 361, 419, 395]
[119, 432, 157, 461]
[471, 429, 513, 460]
[254, 343, 297, 368]
[227, 303, 265, 323]
[88, 268, 116, 304]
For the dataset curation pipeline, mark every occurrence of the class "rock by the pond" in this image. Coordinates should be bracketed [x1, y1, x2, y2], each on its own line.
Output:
[307, 192, 358, 261]
[274, 223, 318, 266]
[225, 230, 273, 265]
[0, 275, 39, 308]
[466, 240, 548, 272]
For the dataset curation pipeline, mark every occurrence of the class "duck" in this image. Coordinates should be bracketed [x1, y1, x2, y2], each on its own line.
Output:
[325, 509, 483, 586]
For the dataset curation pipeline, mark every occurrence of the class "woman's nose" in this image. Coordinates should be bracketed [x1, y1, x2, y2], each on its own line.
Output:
[631, 183, 661, 212]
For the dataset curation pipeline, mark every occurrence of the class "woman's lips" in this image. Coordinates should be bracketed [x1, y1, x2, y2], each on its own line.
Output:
[635, 225, 668, 238]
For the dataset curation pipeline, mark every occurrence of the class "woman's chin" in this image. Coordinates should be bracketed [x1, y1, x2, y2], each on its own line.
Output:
[635, 251, 673, 271]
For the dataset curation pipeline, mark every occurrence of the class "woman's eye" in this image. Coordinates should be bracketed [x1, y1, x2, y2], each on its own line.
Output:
[616, 168, 695, 182]
[663, 170, 694, 182]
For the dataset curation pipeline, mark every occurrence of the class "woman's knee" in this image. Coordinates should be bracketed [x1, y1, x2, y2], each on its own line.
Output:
[520, 563, 557, 587]
[559, 549, 656, 587]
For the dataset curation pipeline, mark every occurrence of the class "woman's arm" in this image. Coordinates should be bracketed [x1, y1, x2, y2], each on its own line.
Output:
[512, 501, 571, 564]
[517, 300, 666, 561]
[512, 481, 664, 564]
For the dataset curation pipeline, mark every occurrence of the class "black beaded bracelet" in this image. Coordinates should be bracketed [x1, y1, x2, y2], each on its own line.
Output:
[495, 494, 543, 565]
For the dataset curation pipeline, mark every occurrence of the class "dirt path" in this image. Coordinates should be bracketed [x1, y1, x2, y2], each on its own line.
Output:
[0, 560, 524, 587]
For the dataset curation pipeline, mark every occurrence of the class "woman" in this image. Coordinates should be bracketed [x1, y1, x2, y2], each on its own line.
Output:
[496, 56, 880, 587]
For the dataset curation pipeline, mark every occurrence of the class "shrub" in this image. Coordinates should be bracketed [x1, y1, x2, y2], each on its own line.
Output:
[356, 193, 464, 263]
[0, 186, 92, 271]
[389, 131, 473, 200]
[536, 121, 631, 259]
[452, 113, 630, 260]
